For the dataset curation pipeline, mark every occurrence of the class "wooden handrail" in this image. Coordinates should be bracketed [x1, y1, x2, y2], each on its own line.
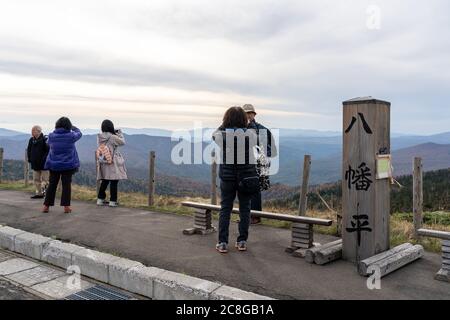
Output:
[417, 228, 450, 240]
[181, 201, 333, 226]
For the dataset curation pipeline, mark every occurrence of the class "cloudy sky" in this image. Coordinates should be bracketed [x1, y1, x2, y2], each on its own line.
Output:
[0, 0, 449, 134]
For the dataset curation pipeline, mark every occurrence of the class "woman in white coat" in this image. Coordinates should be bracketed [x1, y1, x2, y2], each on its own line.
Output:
[96, 120, 127, 207]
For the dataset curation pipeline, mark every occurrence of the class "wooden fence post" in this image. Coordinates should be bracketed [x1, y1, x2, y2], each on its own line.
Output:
[298, 155, 311, 216]
[288, 154, 313, 254]
[148, 151, 156, 206]
[211, 151, 218, 205]
[0, 148, 4, 184]
[24, 148, 29, 187]
[413, 157, 423, 239]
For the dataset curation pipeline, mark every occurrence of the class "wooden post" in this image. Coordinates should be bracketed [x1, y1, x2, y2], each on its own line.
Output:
[24, 149, 29, 187]
[289, 155, 313, 255]
[342, 97, 391, 263]
[336, 213, 343, 238]
[148, 151, 156, 206]
[211, 151, 218, 205]
[0, 148, 3, 184]
[298, 155, 311, 216]
[413, 157, 423, 239]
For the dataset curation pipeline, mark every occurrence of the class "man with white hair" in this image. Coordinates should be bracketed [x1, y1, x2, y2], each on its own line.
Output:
[27, 125, 49, 199]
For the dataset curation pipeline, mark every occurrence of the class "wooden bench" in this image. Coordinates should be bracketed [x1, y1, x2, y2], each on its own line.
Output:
[181, 201, 333, 252]
[417, 228, 450, 282]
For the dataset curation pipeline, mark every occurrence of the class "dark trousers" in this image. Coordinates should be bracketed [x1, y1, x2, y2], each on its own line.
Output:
[44, 170, 74, 207]
[251, 191, 262, 211]
[218, 179, 253, 244]
[98, 180, 119, 202]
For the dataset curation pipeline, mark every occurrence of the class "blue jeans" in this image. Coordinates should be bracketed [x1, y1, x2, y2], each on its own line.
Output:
[218, 179, 252, 244]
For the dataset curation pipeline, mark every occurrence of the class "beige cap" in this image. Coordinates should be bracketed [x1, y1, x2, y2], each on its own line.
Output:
[242, 104, 257, 114]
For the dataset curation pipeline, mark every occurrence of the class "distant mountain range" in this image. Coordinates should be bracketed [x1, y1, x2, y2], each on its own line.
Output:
[81, 128, 174, 137]
[0, 128, 449, 186]
[278, 142, 450, 185]
[0, 128, 25, 137]
[75, 127, 345, 138]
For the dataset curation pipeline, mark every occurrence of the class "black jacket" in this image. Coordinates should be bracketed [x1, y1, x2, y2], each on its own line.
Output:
[247, 120, 277, 158]
[27, 133, 49, 171]
[213, 127, 258, 181]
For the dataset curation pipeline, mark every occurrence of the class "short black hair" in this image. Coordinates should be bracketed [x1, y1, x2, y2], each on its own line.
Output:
[101, 120, 115, 135]
[55, 117, 72, 130]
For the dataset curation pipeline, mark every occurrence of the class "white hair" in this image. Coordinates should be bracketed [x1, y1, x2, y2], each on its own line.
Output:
[32, 125, 42, 133]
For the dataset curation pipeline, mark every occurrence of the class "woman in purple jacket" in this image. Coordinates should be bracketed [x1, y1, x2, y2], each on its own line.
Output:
[43, 117, 82, 214]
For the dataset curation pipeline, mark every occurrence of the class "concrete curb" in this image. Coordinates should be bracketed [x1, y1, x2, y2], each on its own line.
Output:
[0, 225, 274, 300]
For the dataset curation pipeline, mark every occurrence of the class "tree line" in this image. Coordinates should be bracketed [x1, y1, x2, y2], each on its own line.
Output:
[2, 159, 449, 213]
[267, 168, 450, 213]
[1, 160, 211, 198]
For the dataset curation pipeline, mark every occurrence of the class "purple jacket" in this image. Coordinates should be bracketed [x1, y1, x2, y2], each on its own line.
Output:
[45, 127, 82, 171]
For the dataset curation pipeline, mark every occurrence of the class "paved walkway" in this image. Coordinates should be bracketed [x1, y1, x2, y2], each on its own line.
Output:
[0, 249, 139, 300]
[0, 190, 449, 300]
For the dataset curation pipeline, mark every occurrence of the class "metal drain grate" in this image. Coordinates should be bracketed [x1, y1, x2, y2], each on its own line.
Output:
[65, 285, 133, 300]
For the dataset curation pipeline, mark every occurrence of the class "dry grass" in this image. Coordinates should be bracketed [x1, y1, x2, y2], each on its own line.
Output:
[1, 180, 448, 253]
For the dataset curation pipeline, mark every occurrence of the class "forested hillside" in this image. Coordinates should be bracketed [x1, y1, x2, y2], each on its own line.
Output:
[1, 160, 211, 198]
[2, 132, 450, 186]
[268, 168, 450, 213]
[2, 159, 449, 213]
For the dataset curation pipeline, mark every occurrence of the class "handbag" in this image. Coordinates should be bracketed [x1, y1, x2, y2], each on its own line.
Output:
[238, 176, 261, 194]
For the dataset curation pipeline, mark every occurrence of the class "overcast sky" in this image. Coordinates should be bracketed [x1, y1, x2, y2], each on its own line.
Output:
[0, 0, 449, 134]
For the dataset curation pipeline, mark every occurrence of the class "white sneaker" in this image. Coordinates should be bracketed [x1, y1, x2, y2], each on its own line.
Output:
[97, 199, 106, 206]
[109, 201, 119, 207]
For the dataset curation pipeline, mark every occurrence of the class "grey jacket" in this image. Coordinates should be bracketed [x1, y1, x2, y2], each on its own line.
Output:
[97, 130, 127, 181]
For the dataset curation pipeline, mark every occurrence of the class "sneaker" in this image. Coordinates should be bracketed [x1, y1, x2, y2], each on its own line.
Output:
[42, 205, 49, 213]
[235, 241, 247, 252]
[97, 199, 106, 206]
[31, 194, 44, 199]
[109, 201, 119, 207]
[64, 206, 72, 214]
[216, 242, 228, 254]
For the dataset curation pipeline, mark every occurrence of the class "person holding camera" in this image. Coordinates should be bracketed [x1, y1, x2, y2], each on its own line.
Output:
[213, 106, 259, 254]
[242, 104, 278, 224]
[43, 117, 82, 214]
[96, 120, 127, 207]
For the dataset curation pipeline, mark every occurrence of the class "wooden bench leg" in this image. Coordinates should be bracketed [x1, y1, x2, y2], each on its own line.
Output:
[286, 223, 318, 256]
[183, 209, 216, 236]
[435, 240, 450, 282]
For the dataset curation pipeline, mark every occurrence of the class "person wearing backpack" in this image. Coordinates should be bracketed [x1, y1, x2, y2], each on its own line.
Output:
[43, 117, 82, 214]
[27, 125, 50, 199]
[96, 120, 127, 207]
[212, 106, 258, 254]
